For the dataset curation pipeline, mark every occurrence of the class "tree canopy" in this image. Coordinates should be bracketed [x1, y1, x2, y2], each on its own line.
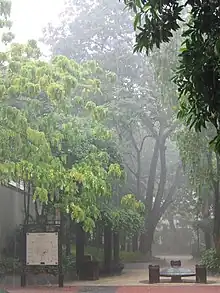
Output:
[123, 0, 220, 152]
[0, 40, 129, 232]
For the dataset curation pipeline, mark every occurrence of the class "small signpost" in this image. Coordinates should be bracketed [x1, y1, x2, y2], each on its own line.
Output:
[21, 222, 63, 288]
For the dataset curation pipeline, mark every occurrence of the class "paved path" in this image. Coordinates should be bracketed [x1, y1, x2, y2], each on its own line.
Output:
[4, 256, 220, 292]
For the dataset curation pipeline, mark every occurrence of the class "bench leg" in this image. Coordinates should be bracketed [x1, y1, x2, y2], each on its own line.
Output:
[149, 265, 160, 284]
[171, 275, 182, 283]
[196, 265, 207, 283]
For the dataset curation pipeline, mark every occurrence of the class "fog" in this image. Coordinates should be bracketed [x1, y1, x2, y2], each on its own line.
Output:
[0, 0, 217, 281]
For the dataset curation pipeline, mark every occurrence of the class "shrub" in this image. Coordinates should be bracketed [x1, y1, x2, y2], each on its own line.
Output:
[0, 254, 76, 276]
[0, 257, 21, 274]
[201, 249, 220, 274]
[63, 255, 76, 273]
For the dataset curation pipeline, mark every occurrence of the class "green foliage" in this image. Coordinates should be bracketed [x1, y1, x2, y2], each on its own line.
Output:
[176, 127, 214, 188]
[71, 244, 147, 263]
[0, 0, 14, 44]
[201, 249, 220, 274]
[124, 0, 220, 152]
[43, 1, 182, 238]
[0, 41, 124, 232]
[0, 257, 21, 275]
[100, 194, 144, 235]
[121, 194, 145, 214]
[0, 254, 76, 275]
[123, 0, 183, 54]
[175, 125, 217, 230]
[62, 254, 76, 273]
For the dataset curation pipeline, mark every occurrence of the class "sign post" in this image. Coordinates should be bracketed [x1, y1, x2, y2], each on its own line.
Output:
[21, 223, 63, 287]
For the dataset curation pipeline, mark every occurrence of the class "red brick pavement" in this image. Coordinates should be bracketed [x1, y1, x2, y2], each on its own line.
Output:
[4, 287, 79, 293]
[116, 286, 220, 293]
[5, 286, 220, 293]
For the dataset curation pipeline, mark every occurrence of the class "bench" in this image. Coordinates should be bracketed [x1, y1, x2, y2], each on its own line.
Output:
[149, 261, 207, 284]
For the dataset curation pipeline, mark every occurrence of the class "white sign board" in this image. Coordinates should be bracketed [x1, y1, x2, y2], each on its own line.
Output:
[26, 232, 58, 265]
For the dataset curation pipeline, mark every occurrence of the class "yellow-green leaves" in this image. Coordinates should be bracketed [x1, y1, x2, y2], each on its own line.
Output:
[0, 0, 14, 44]
[33, 187, 48, 202]
[70, 204, 85, 222]
[0, 40, 124, 233]
[47, 83, 65, 103]
[85, 101, 96, 111]
[121, 194, 145, 214]
[108, 163, 123, 178]
[0, 84, 5, 98]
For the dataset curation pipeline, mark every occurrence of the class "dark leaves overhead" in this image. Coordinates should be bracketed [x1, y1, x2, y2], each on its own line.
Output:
[124, 0, 220, 152]
[123, 0, 184, 54]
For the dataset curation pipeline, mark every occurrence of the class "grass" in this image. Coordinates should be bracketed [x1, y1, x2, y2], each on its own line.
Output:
[71, 245, 149, 263]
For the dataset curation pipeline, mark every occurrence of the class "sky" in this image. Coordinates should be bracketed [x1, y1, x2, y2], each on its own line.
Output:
[11, 0, 64, 42]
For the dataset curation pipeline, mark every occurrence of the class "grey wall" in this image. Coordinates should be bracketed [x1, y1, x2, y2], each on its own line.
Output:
[0, 185, 35, 253]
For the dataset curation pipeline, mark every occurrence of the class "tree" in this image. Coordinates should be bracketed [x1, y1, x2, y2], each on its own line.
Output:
[176, 125, 220, 249]
[101, 193, 145, 271]
[0, 40, 123, 232]
[123, 0, 220, 152]
[43, 0, 184, 257]
[0, 0, 14, 44]
[0, 38, 146, 271]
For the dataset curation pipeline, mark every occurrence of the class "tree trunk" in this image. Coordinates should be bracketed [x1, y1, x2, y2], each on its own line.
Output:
[121, 233, 126, 251]
[104, 224, 112, 273]
[65, 215, 71, 256]
[139, 225, 155, 258]
[140, 139, 160, 255]
[213, 154, 220, 252]
[84, 232, 89, 246]
[113, 232, 120, 263]
[168, 215, 176, 232]
[127, 239, 131, 252]
[95, 223, 103, 248]
[145, 139, 160, 214]
[132, 234, 138, 252]
[75, 223, 85, 273]
[136, 151, 141, 200]
[204, 232, 212, 250]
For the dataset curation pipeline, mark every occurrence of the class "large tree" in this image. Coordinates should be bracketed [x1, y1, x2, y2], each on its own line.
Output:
[123, 0, 220, 253]
[43, 0, 183, 257]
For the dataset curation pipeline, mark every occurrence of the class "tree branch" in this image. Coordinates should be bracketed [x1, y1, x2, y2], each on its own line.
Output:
[162, 121, 178, 140]
[140, 134, 151, 152]
[142, 113, 158, 138]
[153, 143, 167, 212]
[124, 151, 137, 161]
[124, 161, 137, 177]
[129, 128, 139, 152]
[159, 163, 182, 217]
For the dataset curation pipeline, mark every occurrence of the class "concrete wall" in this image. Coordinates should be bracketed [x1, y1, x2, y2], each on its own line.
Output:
[0, 185, 34, 252]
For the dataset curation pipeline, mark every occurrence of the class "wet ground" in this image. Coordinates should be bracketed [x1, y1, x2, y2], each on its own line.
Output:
[3, 256, 220, 292]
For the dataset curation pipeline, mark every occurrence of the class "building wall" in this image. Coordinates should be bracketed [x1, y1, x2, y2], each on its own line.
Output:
[0, 185, 34, 253]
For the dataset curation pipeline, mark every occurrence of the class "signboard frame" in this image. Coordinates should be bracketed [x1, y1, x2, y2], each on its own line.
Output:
[26, 232, 59, 266]
[20, 221, 63, 288]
